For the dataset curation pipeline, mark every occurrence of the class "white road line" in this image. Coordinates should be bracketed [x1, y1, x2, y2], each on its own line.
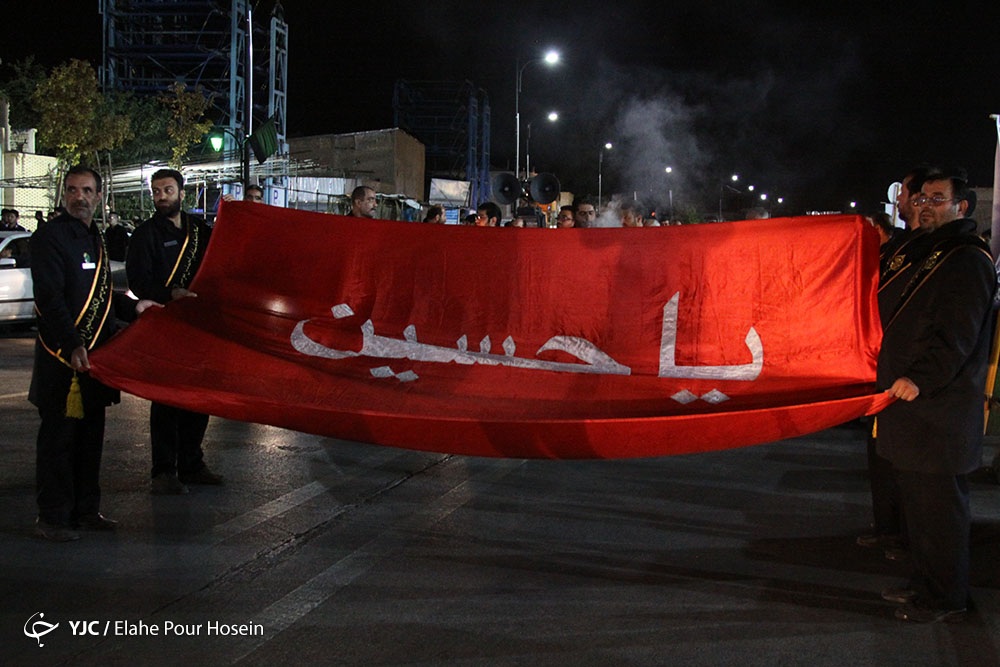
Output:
[231, 458, 525, 662]
[208, 450, 448, 545]
[210, 480, 333, 541]
[0, 391, 28, 400]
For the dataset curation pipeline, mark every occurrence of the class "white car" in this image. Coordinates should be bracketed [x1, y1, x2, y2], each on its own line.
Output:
[0, 230, 130, 323]
[0, 231, 33, 322]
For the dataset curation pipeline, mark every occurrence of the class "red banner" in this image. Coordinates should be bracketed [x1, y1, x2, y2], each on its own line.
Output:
[90, 203, 891, 458]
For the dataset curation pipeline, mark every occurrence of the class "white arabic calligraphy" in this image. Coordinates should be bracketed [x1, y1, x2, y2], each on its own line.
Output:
[291, 306, 632, 376]
[290, 296, 763, 384]
[659, 292, 763, 381]
[24, 612, 58, 647]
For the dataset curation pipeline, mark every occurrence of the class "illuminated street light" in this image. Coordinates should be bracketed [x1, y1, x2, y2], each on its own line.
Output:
[515, 50, 561, 179]
[526, 111, 560, 176]
[719, 173, 742, 221]
[748, 184, 755, 192]
[208, 126, 249, 186]
[760, 193, 767, 201]
[665, 167, 675, 219]
[599, 142, 613, 209]
[850, 201, 857, 208]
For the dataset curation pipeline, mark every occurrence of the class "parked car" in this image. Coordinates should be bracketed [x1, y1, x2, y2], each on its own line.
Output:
[0, 230, 131, 324]
[0, 231, 33, 322]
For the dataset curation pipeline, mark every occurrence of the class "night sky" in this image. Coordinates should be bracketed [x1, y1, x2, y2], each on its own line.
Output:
[6, 1, 1000, 215]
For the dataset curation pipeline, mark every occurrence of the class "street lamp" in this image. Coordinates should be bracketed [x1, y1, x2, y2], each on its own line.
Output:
[525, 111, 559, 177]
[719, 174, 741, 222]
[208, 126, 250, 188]
[665, 167, 675, 219]
[515, 50, 560, 179]
[598, 142, 612, 209]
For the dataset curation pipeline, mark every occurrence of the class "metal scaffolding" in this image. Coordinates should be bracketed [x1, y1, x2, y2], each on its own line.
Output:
[393, 80, 491, 207]
[100, 0, 288, 199]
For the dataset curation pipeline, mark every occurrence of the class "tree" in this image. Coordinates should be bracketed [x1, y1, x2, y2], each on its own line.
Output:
[0, 56, 46, 131]
[159, 82, 214, 168]
[31, 59, 132, 166]
[107, 90, 172, 165]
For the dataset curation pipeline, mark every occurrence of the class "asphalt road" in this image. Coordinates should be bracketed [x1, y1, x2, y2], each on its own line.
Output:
[1, 325, 999, 666]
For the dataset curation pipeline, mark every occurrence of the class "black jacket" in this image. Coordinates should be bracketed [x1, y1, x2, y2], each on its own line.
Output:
[876, 218, 997, 473]
[28, 214, 136, 412]
[126, 211, 211, 303]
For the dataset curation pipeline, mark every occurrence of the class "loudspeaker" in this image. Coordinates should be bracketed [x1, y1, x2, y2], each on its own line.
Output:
[528, 173, 561, 204]
[491, 172, 523, 205]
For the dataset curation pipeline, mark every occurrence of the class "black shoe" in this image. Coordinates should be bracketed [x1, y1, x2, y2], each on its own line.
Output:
[881, 587, 918, 604]
[151, 473, 189, 495]
[74, 513, 118, 531]
[857, 533, 904, 549]
[895, 601, 966, 623]
[178, 467, 224, 486]
[35, 519, 80, 542]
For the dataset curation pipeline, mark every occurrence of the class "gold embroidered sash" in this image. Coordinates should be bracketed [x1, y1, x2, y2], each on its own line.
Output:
[40, 230, 113, 367]
[884, 235, 993, 332]
[165, 215, 202, 289]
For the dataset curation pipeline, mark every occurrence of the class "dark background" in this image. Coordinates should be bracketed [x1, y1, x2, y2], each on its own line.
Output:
[5, 0, 1000, 214]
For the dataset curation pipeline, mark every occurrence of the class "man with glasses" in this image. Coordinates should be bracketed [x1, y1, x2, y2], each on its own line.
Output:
[556, 205, 575, 228]
[875, 169, 996, 623]
[474, 202, 501, 227]
[860, 167, 943, 560]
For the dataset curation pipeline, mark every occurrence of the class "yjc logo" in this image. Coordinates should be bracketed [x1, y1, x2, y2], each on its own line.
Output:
[24, 612, 59, 647]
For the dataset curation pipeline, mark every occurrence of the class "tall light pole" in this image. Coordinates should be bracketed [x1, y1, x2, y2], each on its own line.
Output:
[515, 50, 559, 180]
[598, 142, 612, 209]
[665, 166, 674, 220]
[525, 111, 558, 178]
[718, 173, 739, 222]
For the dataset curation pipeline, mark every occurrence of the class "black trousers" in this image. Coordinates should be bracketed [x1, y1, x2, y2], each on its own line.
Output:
[36, 407, 106, 526]
[149, 402, 209, 478]
[866, 433, 904, 536]
[896, 470, 971, 610]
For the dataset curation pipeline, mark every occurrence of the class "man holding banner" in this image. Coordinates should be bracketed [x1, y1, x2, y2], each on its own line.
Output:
[876, 169, 996, 623]
[127, 169, 222, 495]
[30, 166, 159, 541]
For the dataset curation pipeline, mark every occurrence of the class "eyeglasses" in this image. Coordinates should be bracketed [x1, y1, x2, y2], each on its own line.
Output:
[912, 195, 958, 207]
[475, 212, 488, 219]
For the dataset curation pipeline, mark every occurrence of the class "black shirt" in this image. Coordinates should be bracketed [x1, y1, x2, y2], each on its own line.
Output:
[126, 211, 211, 303]
[29, 213, 136, 411]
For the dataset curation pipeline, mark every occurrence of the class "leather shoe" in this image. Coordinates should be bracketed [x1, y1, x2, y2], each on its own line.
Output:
[179, 467, 224, 486]
[74, 513, 118, 531]
[151, 473, 189, 495]
[895, 601, 966, 623]
[35, 519, 80, 542]
[881, 587, 917, 604]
